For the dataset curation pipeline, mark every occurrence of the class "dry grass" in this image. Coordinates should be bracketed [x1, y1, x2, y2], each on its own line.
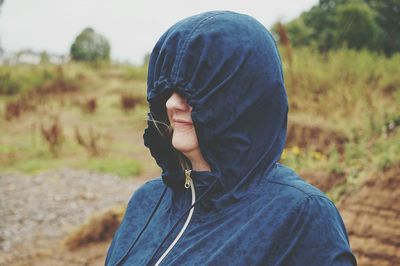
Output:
[63, 204, 125, 250]
[1, 53, 399, 189]
[81, 97, 97, 114]
[120, 93, 145, 112]
[0, 62, 155, 177]
[40, 116, 64, 157]
[74, 127, 112, 156]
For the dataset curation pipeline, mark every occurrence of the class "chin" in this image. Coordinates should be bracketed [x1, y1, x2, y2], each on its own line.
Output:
[171, 139, 198, 154]
[171, 131, 199, 154]
[172, 143, 197, 154]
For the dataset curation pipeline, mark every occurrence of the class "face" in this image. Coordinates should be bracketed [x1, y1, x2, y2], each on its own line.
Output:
[166, 92, 199, 154]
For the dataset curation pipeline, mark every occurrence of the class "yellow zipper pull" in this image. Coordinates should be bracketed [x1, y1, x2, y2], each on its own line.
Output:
[184, 169, 192, 189]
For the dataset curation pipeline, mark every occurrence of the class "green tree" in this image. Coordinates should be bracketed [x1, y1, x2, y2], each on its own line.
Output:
[365, 0, 400, 55]
[279, 1, 342, 52]
[70, 27, 111, 62]
[301, 1, 342, 51]
[284, 17, 314, 47]
[277, 0, 400, 55]
[334, 1, 382, 50]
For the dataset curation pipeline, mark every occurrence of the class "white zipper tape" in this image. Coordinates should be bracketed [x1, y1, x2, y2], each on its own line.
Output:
[154, 174, 196, 265]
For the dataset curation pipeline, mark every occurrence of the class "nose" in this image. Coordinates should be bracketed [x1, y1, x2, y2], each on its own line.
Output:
[166, 92, 191, 112]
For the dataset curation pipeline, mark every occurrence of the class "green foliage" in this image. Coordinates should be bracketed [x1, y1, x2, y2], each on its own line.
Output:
[10, 155, 61, 175]
[278, 0, 400, 55]
[334, 1, 382, 50]
[0, 65, 54, 95]
[326, 149, 344, 175]
[365, 0, 400, 55]
[81, 157, 142, 178]
[70, 28, 111, 62]
[371, 131, 400, 171]
[0, 64, 80, 96]
[124, 65, 147, 80]
[284, 17, 314, 47]
[0, 72, 21, 95]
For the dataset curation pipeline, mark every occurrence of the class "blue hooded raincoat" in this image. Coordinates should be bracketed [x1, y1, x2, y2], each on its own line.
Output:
[105, 11, 357, 266]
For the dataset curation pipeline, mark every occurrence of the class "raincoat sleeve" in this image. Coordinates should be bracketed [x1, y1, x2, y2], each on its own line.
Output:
[276, 195, 357, 265]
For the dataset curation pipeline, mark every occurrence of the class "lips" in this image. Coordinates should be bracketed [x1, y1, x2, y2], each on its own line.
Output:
[173, 119, 192, 126]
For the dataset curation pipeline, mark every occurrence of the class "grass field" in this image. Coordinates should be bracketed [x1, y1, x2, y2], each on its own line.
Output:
[0, 62, 154, 178]
[1, 47, 399, 199]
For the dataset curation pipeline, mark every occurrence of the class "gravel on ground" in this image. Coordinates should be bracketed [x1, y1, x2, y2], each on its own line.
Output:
[0, 168, 145, 265]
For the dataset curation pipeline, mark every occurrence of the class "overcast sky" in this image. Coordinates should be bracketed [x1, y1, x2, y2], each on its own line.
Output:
[0, 0, 318, 64]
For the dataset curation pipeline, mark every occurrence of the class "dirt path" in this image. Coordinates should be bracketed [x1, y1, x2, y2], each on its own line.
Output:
[0, 168, 146, 266]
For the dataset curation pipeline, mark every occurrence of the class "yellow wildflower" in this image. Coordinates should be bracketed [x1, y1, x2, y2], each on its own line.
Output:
[312, 151, 323, 160]
[291, 146, 300, 156]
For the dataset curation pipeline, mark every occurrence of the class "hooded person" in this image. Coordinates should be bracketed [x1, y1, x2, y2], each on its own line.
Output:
[105, 11, 357, 266]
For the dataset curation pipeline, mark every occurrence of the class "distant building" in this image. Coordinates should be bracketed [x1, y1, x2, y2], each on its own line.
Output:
[0, 49, 69, 65]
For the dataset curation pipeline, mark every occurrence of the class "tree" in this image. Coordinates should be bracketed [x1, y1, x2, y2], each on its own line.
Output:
[70, 27, 111, 62]
[334, 1, 382, 50]
[365, 0, 400, 55]
[276, 0, 400, 55]
[281, 2, 343, 52]
[302, 2, 340, 51]
[284, 17, 314, 47]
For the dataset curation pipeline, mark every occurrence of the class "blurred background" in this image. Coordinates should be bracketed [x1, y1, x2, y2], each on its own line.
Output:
[0, 0, 399, 265]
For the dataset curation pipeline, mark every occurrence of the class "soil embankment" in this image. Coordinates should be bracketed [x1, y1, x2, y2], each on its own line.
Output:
[337, 163, 400, 266]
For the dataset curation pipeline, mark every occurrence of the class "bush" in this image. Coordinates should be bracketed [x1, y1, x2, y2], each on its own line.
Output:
[0, 72, 21, 95]
[70, 28, 111, 62]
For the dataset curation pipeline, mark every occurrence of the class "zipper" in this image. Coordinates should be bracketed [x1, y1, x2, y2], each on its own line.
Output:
[184, 169, 192, 189]
[154, 169, 196, 266]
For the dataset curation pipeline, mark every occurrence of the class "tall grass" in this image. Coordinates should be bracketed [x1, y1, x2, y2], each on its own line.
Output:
[0, 62, 148, 178]
[0, 50, 398, 186]
[281, 46, 400, 139]
[277, 46, 400, 200]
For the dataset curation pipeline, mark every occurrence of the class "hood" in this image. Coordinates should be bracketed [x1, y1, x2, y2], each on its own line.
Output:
[143, 11, 288, 209]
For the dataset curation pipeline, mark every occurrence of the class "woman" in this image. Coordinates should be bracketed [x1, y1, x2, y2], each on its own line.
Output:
[106, 11, 357, 265]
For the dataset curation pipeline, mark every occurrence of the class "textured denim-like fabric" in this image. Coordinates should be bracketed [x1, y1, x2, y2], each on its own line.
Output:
[105, 11, 357, 266]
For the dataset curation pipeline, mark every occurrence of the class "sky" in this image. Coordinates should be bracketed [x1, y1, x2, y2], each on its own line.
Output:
[0, 0, 318, 64]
